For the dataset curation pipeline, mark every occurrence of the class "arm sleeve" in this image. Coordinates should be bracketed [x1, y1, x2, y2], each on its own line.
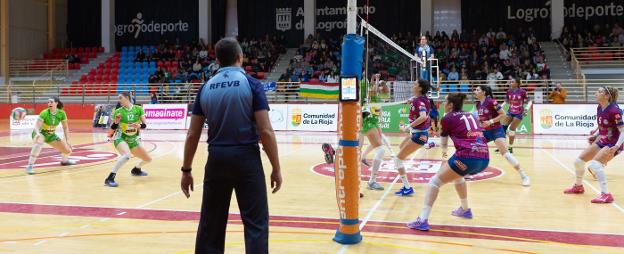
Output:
[614, 110, 623, 127]
[440, 117, 450, 137]
[491, 99, 502, 111]
[247, 75, 270, 111]
[38, 110, 47, 121]
[192, 84, 206, 116]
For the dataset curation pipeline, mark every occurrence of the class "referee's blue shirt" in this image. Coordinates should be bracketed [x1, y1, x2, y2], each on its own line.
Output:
[192, 66, 270, 146]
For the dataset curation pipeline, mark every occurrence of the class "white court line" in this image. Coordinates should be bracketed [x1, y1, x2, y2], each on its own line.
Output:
[3, 241, 16, 244]
[33, 240, 46, 246]
[359, 176, 400, 231]
[542, 149, 624, 214]
[116, 211, 126, 216]
[79, 224, 90, 229]
[58, 232, 69, 237]
[338, 149, 425, 254]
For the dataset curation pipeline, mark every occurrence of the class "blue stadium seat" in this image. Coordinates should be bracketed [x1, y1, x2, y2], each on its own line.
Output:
[459, 84, 470, 92]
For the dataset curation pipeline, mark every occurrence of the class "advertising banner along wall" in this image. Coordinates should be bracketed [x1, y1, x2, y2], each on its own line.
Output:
[315, 0, 421, 39]
[236, 0, 304, 47]
[143, 104, 188, 130]
[380, 102, 532, 134]
[564, 0, 624, 35]
[287, 104, 338, 131]
[461, 0, 551, 40]
[114, 0, 198, 47]
[533, 104, 596, 135]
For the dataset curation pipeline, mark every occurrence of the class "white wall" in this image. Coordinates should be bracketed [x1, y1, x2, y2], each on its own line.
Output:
[9, 0, 47, 59]
[551, 0, 564, 40]
[225, 0, 237, 37]
[101, 0, 113, 52]
[199, 0, 209, 42]
[432, 0, 461, 35]
[420, 0, 432, 35]
[55, 0, 67, 48]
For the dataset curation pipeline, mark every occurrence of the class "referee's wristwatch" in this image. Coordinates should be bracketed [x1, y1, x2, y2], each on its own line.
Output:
[181, 167, 192, 173]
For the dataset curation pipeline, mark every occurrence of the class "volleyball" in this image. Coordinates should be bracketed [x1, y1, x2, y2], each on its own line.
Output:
[11, 107, 27, 121]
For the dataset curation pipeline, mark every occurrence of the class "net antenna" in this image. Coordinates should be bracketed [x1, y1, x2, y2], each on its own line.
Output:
[359, 19, 440, 99]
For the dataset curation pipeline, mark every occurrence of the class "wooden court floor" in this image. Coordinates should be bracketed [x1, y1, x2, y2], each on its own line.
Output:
[0, 120, 623, 253]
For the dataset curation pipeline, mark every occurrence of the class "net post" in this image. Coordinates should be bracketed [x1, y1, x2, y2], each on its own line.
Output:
[333, 0, 363, 245]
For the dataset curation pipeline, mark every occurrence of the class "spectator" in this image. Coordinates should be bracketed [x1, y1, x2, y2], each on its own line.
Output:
[135, 48, 146, 62]
[548, 82, 567, 104]
[129, 91, 137, 105]
[447, 66, 459, 81]
[150, 92, 158, 104]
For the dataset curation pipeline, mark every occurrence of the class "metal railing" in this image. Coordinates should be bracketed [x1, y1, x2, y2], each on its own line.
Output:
[570, 47, 624, 79]
[9, 59, 68, 78]
[3, 79, 624, 106]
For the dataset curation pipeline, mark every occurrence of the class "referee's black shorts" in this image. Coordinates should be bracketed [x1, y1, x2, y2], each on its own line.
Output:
[195, 144, 268, 254]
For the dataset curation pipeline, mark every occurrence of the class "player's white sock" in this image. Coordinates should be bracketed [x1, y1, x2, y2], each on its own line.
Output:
[28, 143, 43, 166]
[394, 157, 411, 188]
[504, 152, 526, 177]
[460, 198, 469, 210]
[401, 175, 410, 189]
[574, 158, 586, 185]
[370, 146, 384, 183]
[421, 175, 442, 220]
[61, 153, 70, 162]
[112, 154, 130, 173]
[420, 205, 432, 220]
[135, 158, 151, 169]
[588, 160, 609, 193]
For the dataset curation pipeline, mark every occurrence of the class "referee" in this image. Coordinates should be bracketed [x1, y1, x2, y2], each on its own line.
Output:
[180, 38, 282, 254]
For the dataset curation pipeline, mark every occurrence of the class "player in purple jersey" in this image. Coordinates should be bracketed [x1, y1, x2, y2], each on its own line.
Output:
[475, 85, 530, 186]
[393, 79, 431, 196]
[564, 86, 622, 203]
[502, 78, 529, 153]
[407, 93, 490, 231]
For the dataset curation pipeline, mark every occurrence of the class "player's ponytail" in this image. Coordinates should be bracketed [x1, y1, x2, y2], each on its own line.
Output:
[447, 93, 467, 111]
[603, 86, 619, 103]
[51, 96, 64, 109]
[478, 85, 494, 98]
[417, 79, 431, 95]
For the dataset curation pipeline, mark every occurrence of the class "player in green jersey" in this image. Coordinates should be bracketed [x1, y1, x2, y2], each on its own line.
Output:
[359, 73, 395, 191]
[104, 92, 152, 187]
[25, 97, 75, 174]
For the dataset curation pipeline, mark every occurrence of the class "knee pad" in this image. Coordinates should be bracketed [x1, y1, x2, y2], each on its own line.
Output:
[120, 154, 131, 161]
[508, 130, 516, 137]
[31, 143, 43, 156]
[373, 146, 385, 161]
[503, 152, 519, 167]
[394, 158, 404, 169]
[454, 177, 466, 185]
[587, 160, 604, 171]
[574, 158, 586, 168]
[429, 175, 442, 189]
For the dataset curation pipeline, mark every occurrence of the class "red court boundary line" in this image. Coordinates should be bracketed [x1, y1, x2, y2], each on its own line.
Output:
[0, 202, 622, 248]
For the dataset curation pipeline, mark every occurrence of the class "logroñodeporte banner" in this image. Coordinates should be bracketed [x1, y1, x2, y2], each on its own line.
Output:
[533, 104, 596, 135]
[114, 0, 198, 48]
[143, 104, 188, 130]
[461, 0, 551, 40]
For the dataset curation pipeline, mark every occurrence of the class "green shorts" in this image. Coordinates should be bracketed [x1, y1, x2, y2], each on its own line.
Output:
[361, 115, 379, 134]
[114, 134, 140, 149]
[32, 130, 60, 143]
